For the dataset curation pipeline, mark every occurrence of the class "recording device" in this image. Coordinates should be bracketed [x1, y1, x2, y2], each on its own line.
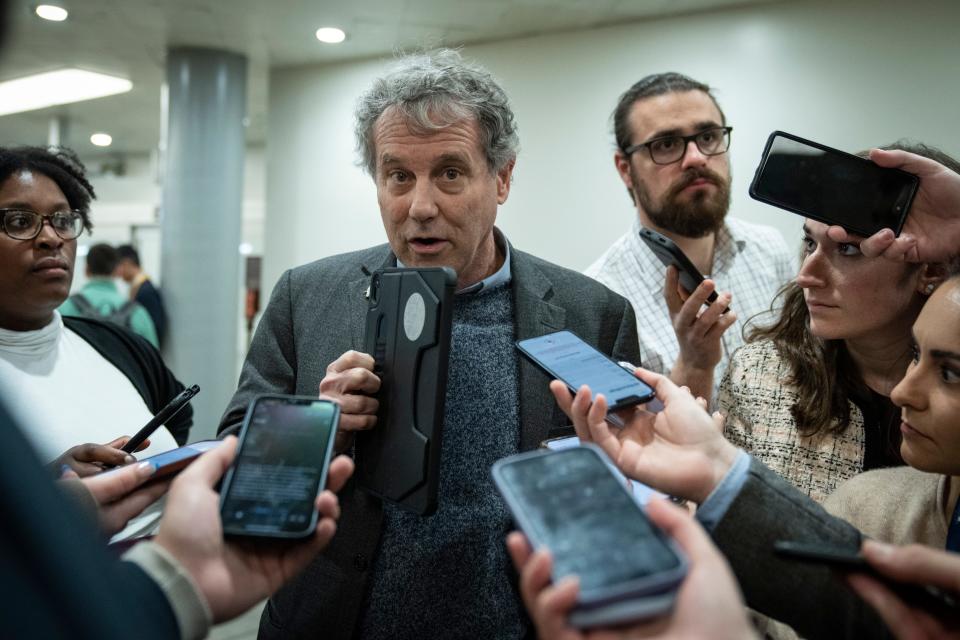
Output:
[357, 267, 456, 516]
[774, 540, 960, 619]
[122, 384, 200, 454]
[749, 131, 919, 237]
[219, 395, 339, 539]
[100, 439, 220, 482]
[516, 330, 655, 411]
[493, 445, 687, 627]
[639, 227, 722, 308]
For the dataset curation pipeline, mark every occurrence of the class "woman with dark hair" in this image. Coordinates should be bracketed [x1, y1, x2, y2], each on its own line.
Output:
[718, 142, 959, 503]
[0, 146, 191, 501]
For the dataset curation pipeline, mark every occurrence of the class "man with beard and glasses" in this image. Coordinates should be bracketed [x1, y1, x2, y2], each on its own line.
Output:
[586, 72, 793, 402]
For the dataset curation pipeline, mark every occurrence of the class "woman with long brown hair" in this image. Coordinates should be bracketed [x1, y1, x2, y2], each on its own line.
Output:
[718, 142, 959, 503]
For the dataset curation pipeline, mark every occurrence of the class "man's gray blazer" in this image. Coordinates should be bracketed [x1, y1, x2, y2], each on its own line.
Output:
[218, 242, 641, 639]
[713, 457, 892, 639]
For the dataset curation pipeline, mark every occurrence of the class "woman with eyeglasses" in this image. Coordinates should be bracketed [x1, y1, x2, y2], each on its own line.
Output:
[717, 142, 959, 504]
[0, 146, 191, 494]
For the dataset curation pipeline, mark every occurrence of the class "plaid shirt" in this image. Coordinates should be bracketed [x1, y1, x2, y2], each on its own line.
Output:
[585, 216, 794, 399]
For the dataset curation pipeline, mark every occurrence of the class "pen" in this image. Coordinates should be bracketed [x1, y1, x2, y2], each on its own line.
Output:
[122, 384, 200, 454]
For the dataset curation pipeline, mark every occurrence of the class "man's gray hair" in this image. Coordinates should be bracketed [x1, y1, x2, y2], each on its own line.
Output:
[355, 48, 519, 175]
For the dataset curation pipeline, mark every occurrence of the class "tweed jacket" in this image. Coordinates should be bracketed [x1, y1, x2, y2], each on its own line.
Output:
[218, 240, 641, 639]
[719, 339, 866, 503]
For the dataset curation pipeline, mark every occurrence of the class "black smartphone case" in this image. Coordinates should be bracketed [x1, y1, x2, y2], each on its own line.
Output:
[356, 267, 457, 515]
[638, 228, 718, 304]
[748, 130, 917, 237]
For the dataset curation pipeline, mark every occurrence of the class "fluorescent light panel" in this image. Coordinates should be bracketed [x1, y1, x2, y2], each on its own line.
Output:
[0, 69, 132, 116]
[35, 4, 69, 21]
[316, 27, 346, 44]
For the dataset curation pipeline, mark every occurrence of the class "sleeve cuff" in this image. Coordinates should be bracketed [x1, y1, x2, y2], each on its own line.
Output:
[695, 449, 750, 532]
[123, 541, 213, 640]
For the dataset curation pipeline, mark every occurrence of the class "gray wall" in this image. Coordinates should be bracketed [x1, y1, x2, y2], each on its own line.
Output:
[263, 0, 960, 298]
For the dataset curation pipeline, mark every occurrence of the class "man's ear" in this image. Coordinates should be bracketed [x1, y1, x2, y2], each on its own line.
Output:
[918, 262, 950, 296]
[496, 158, 515, 204]
[614, 151, 637, 206]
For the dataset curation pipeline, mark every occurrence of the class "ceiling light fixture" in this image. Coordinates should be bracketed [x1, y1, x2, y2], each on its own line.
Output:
[35, 4, 68, 21]
[90, 133, 112, 147]
[0, 69, 132, 117]
[315, 27, 346, 44]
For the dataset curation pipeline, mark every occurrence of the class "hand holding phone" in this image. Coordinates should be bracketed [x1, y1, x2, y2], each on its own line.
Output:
[517, 330, 655, 411]
[639, 228, 720, 305]
[122, 384, 200, 454]
[99, 440, 221, 482]
[219, 395, 340, 539]
[774, 540, 960, 621]
[493, 445, 687, 627]
[153, 436, 354, 623]
[507, 498, 752, 638]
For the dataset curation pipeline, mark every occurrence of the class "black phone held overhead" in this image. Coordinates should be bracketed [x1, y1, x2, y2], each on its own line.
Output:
[749, 131, 919, 237]
[356, 267, 456, 516]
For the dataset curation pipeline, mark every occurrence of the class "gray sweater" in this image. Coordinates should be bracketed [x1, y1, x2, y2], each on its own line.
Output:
[359, 283, 527, 639]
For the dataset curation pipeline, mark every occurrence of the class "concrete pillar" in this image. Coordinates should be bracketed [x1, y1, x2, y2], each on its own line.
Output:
[161, 48, 246, 439]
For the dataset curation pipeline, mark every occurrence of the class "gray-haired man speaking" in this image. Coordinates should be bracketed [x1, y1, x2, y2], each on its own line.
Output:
[219, 50, 640, 639]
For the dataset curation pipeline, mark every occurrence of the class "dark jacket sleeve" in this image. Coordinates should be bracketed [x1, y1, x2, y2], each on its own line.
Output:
[610, 297, 642, 368]
[218, 269, 299, 436]
[63, 316, 192, 445]
[0, 399, 181, 639]
[712, 457, 891, 640]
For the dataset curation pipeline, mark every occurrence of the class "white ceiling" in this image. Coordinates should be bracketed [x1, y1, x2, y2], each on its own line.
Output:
[0, 0, 782, 159]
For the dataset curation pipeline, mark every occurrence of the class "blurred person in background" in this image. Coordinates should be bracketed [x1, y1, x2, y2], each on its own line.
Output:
[61, 242, 159, 347]
[115, 243, 167, 347]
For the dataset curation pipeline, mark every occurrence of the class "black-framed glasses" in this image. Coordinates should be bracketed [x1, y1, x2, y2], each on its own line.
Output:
[624, 126, 733, 165]
[0, 209, 85, 241]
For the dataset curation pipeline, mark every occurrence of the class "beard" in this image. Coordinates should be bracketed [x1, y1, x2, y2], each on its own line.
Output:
[631, 166, 731, 238]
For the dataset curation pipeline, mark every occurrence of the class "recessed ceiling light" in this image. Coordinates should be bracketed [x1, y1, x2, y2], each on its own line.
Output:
[0, 69, 132, 117]
[35, 4, 68, 21]
[315, 27, 346, 44]
[90, 133, 112, 147]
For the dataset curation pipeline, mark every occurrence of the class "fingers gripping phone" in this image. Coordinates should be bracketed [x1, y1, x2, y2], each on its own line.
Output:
[219, 395, 339, 539]
[99, 440, 220, 482]
[774, 541, 960, 620]
[639, 227, 722, 307]
[516, 330, 655, 411]
[749, 131, 919, 237]
[493, 445, 687, 627]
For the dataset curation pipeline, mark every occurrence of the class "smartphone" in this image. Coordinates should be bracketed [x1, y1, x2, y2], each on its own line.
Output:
[99, 440, 220, 481]
[122, 384, 199, 454]
[639, 227, 720, 306]
[774, 540, 960, 618]
[516, 330, 655, 411]
[219, 395, 339, 539]
[493, 445, 687, 627]
[749, 131, 919, 237]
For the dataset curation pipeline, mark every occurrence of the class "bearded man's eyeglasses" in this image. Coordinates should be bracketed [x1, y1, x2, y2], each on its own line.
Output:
[624, 126, 733, 165]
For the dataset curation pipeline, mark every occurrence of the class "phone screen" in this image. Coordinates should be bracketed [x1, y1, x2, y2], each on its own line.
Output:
[750, 132, 917, 236]
[220, 397, 338, 537]
[517, 331, 654, 409]
[497, 447, 683, 594]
